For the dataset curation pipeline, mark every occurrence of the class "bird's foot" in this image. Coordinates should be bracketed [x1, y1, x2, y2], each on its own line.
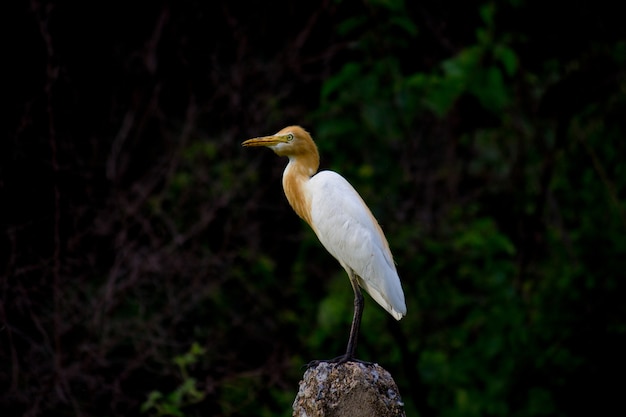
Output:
[305, 355, 373, 369]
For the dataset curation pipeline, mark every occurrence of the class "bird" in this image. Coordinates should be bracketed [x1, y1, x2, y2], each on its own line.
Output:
[242, 126, 406, 363]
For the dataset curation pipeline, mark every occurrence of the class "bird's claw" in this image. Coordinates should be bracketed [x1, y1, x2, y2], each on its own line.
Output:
[304, 355, 373, 369]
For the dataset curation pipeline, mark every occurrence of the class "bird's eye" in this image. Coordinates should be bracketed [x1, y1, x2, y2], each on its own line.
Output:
[287, 133, 294, 141]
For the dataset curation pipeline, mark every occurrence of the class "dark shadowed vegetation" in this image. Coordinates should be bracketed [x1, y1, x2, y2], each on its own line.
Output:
[2, 0, 625, 416]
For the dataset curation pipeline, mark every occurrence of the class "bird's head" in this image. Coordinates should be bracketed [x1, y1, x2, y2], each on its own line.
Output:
[242, 126, 319, 160]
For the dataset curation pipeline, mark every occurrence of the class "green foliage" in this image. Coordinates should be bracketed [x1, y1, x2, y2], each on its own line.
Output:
[407, 4, 518, 116]
[311, 2, 626, 417]
[414, 215, 525, 416]
[142, 344, 206, 417]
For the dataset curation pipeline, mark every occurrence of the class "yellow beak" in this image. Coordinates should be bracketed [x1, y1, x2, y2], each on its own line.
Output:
[242, 134, 290, 147]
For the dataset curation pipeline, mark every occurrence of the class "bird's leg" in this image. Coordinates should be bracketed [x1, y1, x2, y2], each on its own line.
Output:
[344, 275, 364, 361]
[305, 273, 372, 369]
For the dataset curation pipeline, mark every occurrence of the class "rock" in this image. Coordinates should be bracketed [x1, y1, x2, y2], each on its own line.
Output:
[292, 362, 406, 417]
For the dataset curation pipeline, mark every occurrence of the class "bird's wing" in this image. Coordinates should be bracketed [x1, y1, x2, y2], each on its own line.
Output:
[306, 171, 406, 319]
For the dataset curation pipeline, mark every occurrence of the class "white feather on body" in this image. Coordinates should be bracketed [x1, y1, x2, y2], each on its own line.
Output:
[304, 170, 407, 320]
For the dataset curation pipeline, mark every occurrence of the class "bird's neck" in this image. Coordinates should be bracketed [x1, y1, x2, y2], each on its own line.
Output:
[282, 155, 318, 227]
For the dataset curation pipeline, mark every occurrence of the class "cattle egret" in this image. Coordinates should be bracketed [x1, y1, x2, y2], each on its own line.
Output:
[242, 126, 406, 363]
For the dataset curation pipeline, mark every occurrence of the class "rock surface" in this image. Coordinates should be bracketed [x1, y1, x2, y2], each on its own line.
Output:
[292, 362, 406, 417]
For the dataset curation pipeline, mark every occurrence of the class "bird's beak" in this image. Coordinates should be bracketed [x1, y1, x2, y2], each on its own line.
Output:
[242, 134, 290, 148]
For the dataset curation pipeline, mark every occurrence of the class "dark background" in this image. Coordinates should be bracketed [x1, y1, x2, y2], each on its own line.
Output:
[2, 0, 626, 416]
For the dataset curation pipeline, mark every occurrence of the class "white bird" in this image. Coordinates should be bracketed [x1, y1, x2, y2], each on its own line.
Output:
[242, 126, 406, 363]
